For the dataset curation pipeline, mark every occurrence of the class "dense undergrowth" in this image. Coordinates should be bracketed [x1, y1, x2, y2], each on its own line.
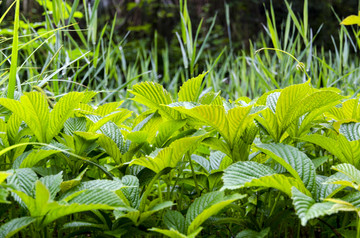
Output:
[1, 0, 360, 237]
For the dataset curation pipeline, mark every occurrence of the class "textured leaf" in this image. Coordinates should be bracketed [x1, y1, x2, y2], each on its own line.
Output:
[173, 105, 229, 141]
[60, 169, 87, 193]
[256, 143, 317, 194]
[95, 101, 123, 116]
[187, 193, 245, 234]
[42, 203, 115, 226]
[178, 72, 206, 102]
[266, 92, 280, 114]
[68, 189, 124, 207]
[131, 135, 204, 173]
[120, 175, 140, 209]
[164, 210, 186, 234]
[339, 122, 360, 141]
[300, 134, 348, 164]
[0, 171, 11, 184]
[276, 81, 311, 131]
[39, 172, 63, 200]
[316, 174, 345, 200]
[0, 217, 36, 238]
[47, 92, 85, 142]
[222, 161, 309, 196]
[98, 135, 122, 164]
[332, 163, 360, 185]
[291, 187, 335, 226]
[88, 109, 131, 132]
[209, 151, 227, 171]
[100, 121, 124, 152]
[236, 228, 270, 238]
[64, 117, 86, 136]
[0, 92, 49, 142]
[150, 227, 202, 238]
[185, 191, 223, 227]
[7, 168, 38, 196]
[155, 119, 187, 147]
[192, 155, 211, 173]
[18, 149, 60, 168]
[227, 105, 255, 146]
[222, 161, 276, 190]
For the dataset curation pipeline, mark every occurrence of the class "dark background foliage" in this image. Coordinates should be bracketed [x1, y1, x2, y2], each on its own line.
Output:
[2, 0, 358, 50]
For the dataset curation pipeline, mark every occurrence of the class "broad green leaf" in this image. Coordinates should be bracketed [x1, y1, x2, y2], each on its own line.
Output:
[291, 187, 335, 226]
[331, 163, 360, 187]
[164, 210, 186, 234]
[60, 168, 88, 193]
[64, 117, 86, 136]
[275, 81, 311, 130]
[150, 227, 202, 238]
[315, 174, 344, 201]
[131, 135, 204, 173]
[339, 122, 360, 141]
[192, 155, 211, 173]
[187, 193, 245, 234]
[120, 175, 140, 209]
[256, 143, 316, 194]
[88, 109, 131, 132]
[301, 134, 360, 166]
[0, 92, 49, 142]
[327, 98, 360, 120]
[174, 105, 230, 141]
[95, 101, 123, 116]
[129, 82, 179, 119]
[185, 191, 223, 227]
[0, 217, 36, 238]
[98, 135, 122, 164]
[222, 161, 276, 190]
[100, 121, 124, 152]
[126, 131, 149, 143]
[209, 151, 227, 171]
[68, 189, 124, 207]
[18, 149, 60, 168]
[155, 119, 187, 147]
[7, 168, 37, 196]
[42, 203, 115, 227]
[222, 161, 309, 196]
[0, 171, 11, 183]
[202, 137, 232, 157]
[236, 228, 270, 238]
[300, 134, 348, 163]
[39, 172, 63, 200]
[227, 105, 255, 146]
[341, 13, 360, 26]
[47, 92, 85, 142]
[178, 72, 207, 102]
[266, 92, 280, 113]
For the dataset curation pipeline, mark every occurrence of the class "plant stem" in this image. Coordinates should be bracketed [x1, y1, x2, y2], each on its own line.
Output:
[187, 152, 200, 196]
[139, 170, 165, 212]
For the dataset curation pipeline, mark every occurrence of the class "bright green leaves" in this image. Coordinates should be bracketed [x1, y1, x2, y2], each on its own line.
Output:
[0, 217, 36, 238]
[178, 72, 207, 102]
[151, 191, 245, 237]
[300, 133, 360, 166]
[173, 104, 258, 160]
[0, 91, 86, 143]
[341, 11, 360, 26]
[291, 187, 335, 226]
[222, 160, 309, 196]
[256, 143, 317, 194]
[131, 135, 205, 173]
[47, 92, 85, 142]
[256, 81, 343, 141]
